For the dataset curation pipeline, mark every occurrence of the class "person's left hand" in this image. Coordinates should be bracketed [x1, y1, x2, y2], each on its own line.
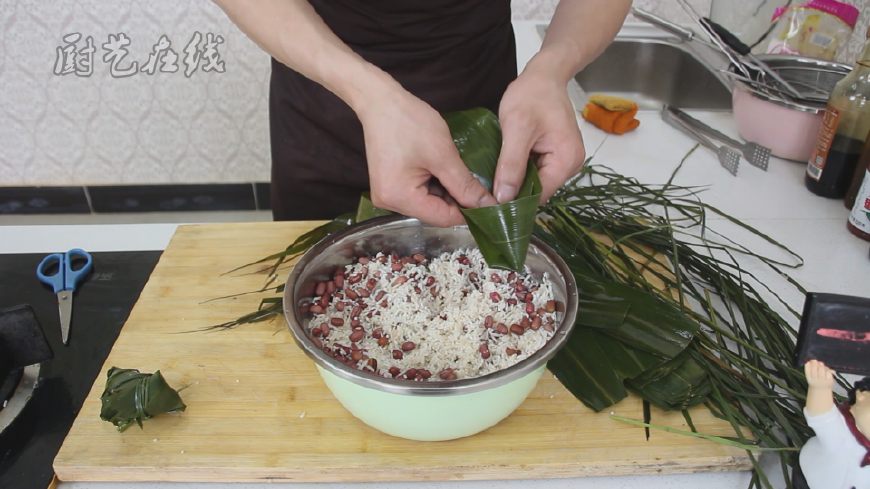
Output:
[494, 70, 585, 204]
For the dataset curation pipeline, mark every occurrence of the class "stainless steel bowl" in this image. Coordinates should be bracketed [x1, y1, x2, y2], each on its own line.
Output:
[282, 216, 579, 440]
[733, 54, 851, 112]
[283, 215, 579, 396]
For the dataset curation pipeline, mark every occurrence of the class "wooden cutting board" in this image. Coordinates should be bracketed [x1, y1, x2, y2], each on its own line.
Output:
[54, 222, 750, 483]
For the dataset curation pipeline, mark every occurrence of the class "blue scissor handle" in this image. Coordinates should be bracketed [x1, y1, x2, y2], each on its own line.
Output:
[36, 248, 93, 293]
[64, 248, 93, 291]
[36, 253, 66, 293]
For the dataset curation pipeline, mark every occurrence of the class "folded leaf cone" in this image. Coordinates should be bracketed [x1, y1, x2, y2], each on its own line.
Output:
[445, 108, 542, 271]
[100, 367, 186, 432]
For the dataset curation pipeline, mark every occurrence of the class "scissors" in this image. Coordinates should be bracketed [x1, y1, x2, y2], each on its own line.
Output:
[36, 248, 93, 345]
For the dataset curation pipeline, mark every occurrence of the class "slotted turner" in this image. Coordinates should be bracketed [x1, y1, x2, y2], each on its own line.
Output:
[665, 105, 771, 170]
[661, 106, 740, 176]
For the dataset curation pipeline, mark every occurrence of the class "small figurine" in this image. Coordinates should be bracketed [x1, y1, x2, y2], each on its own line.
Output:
[799, 360, 869, 489]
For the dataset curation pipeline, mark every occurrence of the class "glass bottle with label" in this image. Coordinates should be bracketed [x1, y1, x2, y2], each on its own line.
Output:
[848, 158, 870, 241]
[806, 29, 870, 198]
[845, 133, 870, 209]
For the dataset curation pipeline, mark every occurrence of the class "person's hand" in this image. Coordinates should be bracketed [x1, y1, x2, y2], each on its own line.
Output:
[494, 69, 585, 204]
[356, 86, 497, 227]
[805, 360, 834, 390]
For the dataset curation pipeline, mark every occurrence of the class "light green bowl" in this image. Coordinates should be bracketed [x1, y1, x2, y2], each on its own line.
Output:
[317, 364, 546, 441]
[284, 217, 578, 441]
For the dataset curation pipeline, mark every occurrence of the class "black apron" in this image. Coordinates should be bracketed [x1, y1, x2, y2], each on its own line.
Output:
[269, 0, 516, 220]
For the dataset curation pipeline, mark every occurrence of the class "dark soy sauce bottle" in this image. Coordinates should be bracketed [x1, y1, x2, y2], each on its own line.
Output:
[806, 30, 870, 198]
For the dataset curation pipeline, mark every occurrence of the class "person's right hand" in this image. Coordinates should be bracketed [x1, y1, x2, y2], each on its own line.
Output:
[355, 86, 497, 227]
[805, 360, 834, 390]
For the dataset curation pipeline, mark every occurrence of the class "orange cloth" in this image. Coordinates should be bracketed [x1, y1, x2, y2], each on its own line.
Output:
[581, 101, 640, 135]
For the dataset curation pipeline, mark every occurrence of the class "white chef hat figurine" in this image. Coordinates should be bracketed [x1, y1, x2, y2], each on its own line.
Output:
[800, 360, 870, 489]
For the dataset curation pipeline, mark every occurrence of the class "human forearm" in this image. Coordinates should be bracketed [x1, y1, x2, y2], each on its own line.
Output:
[213, 0, 399, 113]
[525, 0, 631, 84]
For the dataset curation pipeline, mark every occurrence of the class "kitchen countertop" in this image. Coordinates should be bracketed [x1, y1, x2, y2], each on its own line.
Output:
[1, 21, 867, 489]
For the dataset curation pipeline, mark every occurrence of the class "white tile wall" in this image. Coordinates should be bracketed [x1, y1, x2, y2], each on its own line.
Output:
[0, 0, 867, 186]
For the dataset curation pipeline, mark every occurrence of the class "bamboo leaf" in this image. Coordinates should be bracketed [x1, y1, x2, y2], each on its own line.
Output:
[445, 108, 542, 271]
[99, 367, 186, 432]
[355, 192, 392, 222]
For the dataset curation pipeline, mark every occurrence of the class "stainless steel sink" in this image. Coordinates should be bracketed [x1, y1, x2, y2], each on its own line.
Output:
[571, 39, 732, 110]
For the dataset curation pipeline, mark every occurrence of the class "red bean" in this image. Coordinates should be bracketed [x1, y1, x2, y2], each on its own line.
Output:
[326, 281, 336, 294]
[367, 358, 378, 370]
[351, 350, 363, 362]
[350, 305, 362, 318]
[391, 261, 403, 272]
[377, 337, 389, 347]
[425, 276, 436, 287]
[329, 317, 343, 327]
[372, 328, 383, 339]
[401, 341, 416, 352]
[507, 298, 517, 306]
[507, 272, 516, 282]
[380, 299, 388, 308]
[348, 274, 362, 285]
[349, 330, 364, 343]
[315, 281, 326, 296]
[351, 319, 361, 328]
[334, 274, 345, 289]
[405, 368, 418, 380]
[495, 323, 508, 335]
[345, 289, 358, 300]
[510, 324, 525, 335]
[392, 350, 404, 360]
[414, 286, 422, 294]
[490, 292, 501, 302]
[389, 366, 400, 377]
[479, 342, 491, 359]
[520, 316, 531, 329]
[468, 272, 479, 283]
[366, 278, 377, 291]
[506, 347, 521, 356]
[458, 255, 470, 265]
[311, 326, 322, 337]
[545, 300, 557, 313]
[311, 337, 323, 349]
[320, 324, 330, 336]
[531, 316, 542, 330]
[525, 302, 535, 315]
[335, 301, 346, 312]
[357, 288, 371, 298]
[438, 368, 457, 380]
[392, 276, 408, 286]
[484, 315, 494, 328]
[309, 304, 324, 314]
[375, 290, 386, 301]
[413, 253, 426, 263]
[418, 369, 432, 379]
[524, 292, 534, 303]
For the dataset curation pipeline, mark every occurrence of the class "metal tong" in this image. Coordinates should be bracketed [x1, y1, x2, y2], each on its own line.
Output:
[661, 105, 740, 176]
[665, 105, 771, 170]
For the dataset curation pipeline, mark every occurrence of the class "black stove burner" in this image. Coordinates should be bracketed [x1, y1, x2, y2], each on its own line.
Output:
[0, 251, 160, 489]
[0, 368, 23, 409]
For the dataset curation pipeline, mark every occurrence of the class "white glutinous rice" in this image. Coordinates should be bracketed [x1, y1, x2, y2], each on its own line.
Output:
[305, 248, 562, 382]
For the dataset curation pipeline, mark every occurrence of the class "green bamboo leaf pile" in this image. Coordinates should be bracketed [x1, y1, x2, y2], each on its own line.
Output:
[100, 367, 186, 432]
[445, 108, 542, 271]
